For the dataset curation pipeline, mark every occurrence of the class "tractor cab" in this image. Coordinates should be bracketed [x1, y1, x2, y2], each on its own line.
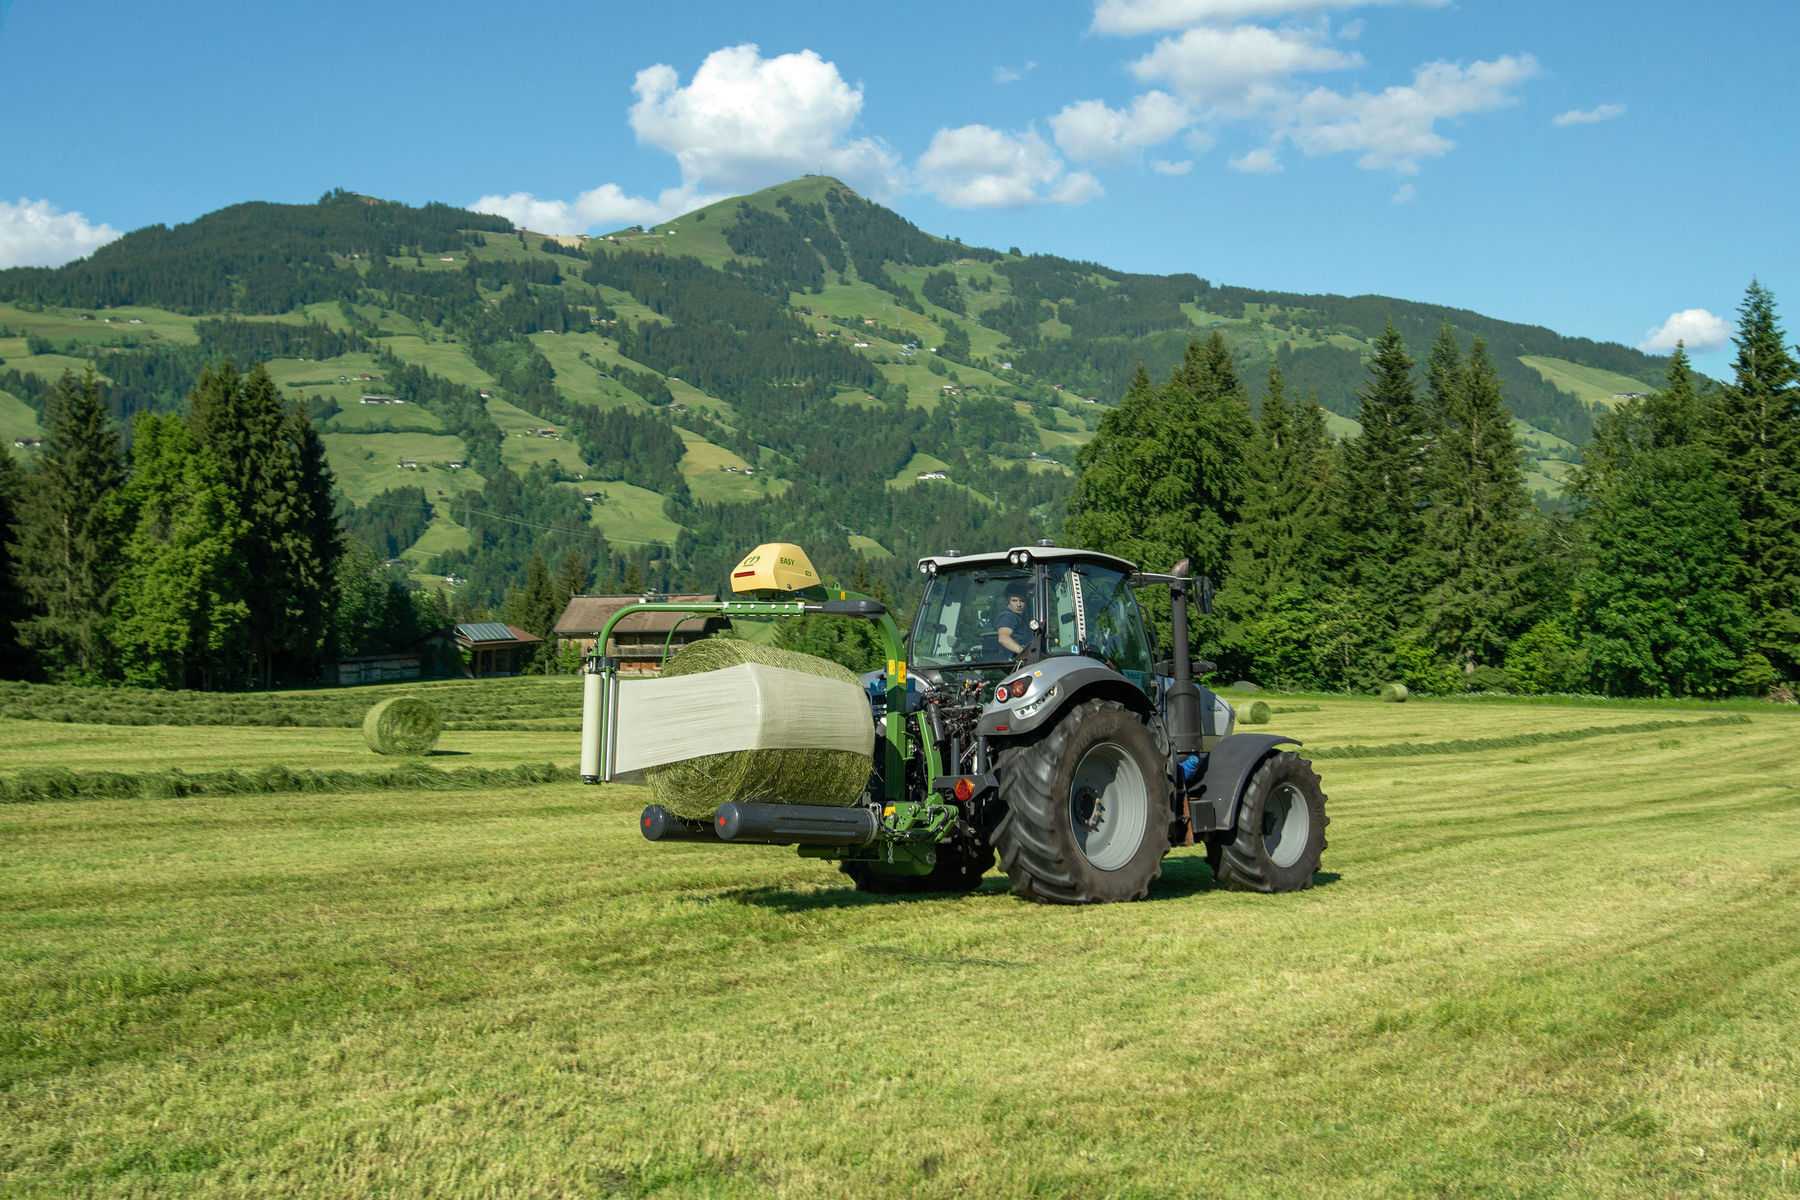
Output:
[911, 546, 1157, 695]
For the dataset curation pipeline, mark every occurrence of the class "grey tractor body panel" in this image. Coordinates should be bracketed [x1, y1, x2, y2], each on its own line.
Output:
[974, 656, 1150, 739]
[1189, 733, 1302, 833]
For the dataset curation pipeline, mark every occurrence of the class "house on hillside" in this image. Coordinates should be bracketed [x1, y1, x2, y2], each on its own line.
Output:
[452, 621, 542, 678]
[554, 594, 732, 674]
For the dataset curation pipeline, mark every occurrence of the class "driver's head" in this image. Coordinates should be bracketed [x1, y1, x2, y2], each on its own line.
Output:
[1004, 583, 1028, 611]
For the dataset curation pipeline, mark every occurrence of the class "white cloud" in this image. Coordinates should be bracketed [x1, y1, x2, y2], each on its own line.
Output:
[470, 44, 902, 236]
[469, 182, 718, 235]
[994, 61, 1037, 85]
[1153, 158, 1194, 174]
[916, 126, 1100, 208]
[1093, 0, 1445, 37]
[1230, 147, 1284, 173]
[0, 198, 121, 269]
[1639, 309, 1733, 354]
[1051, 172, 1106, 204]
[1553, 103, 1625, 126]
[1130, 24, 1361, 106]
[1050, 91, 1191, 163]
[629, 45, 901, 194]
[1284, 54, 1538, 172]
[1391, 182, 1415, 202]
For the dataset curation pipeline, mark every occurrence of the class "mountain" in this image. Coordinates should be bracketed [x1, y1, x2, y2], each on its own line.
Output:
[0, 179, 1669, 604]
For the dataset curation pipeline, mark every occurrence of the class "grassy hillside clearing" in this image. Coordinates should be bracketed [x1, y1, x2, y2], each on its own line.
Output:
[319, 432, 476, 506]
[2, 689, 1797, 1197]
[578, 479, 685, 548]
[1521, 355, 1661, 410]
[0, 389, 44, 444]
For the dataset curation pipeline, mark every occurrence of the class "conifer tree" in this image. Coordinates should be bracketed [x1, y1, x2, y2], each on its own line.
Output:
[110, 414, 250, 688]
[503, 552, 559, 671]
[0, 446, 30, 679]
[1418, 338, 1534, 670]
[1334, 321, 1426, 649]
[1574, 349, 1749, 695]
[9, 369, 125, 681]
[1066, 337, 1252, 647]
[1714, 281, 1800, 677]
[552, 548, 591, 618]
[189, 361, 341, 685]
[1219, 364, 1329, 685]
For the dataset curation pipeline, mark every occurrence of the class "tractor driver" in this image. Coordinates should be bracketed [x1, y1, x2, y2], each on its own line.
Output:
[995, 582, 1030, 657]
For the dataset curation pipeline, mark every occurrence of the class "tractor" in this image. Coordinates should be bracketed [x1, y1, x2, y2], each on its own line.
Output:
[580, 542, 1327, 904]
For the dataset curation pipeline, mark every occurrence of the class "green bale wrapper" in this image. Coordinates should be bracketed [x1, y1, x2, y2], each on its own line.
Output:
[362, 696, 443, 756]
[1380, 682, 1410, 703]
[1242, 700, 1272, 725]
[644, 639, 873, 820]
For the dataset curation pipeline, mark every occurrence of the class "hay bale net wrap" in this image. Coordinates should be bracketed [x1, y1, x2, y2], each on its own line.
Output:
[1380, 682, 1410, 703]
[1242, 700, 1272, 725]
[625, 639, 874, 820]
[363, 696, 443, 755]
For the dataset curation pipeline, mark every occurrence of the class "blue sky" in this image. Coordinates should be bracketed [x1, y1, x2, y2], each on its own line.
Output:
[3, 0, 1795, 379]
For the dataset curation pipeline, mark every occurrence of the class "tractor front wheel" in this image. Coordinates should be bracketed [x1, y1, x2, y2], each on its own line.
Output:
[991, 700, 1173, 904]
[1213, 751, 1328, 892]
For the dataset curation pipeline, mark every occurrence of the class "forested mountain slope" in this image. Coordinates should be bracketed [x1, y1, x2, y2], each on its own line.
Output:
[0, 178, 1667, 605]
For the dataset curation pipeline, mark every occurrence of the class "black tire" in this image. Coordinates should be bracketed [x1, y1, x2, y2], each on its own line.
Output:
[991, 699, 1173, 904]
[1213, 751, 1328, 893]
[840, 840, 993, 894]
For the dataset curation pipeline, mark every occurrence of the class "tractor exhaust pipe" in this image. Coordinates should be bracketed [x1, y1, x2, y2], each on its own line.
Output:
[1166, 557, 1204, 756]
[714, 802, 879, 847]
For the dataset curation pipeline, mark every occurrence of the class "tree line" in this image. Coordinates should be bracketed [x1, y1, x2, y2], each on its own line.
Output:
[1067, 281, 1799, 698]
[0, 363, 448, 687]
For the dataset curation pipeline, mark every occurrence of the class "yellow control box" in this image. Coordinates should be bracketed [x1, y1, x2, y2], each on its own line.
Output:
[729, 543, 820, 594]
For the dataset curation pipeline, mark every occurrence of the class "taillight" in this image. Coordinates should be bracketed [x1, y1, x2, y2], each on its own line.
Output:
[953, 778, 975, 801]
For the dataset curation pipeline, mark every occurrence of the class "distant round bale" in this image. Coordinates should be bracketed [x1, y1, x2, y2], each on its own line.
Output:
[363, 696, 443, 756]
[1229, 680, 1262, 694]
[1242, 700, 1272, 725]
[1379, 682, 1410, 703]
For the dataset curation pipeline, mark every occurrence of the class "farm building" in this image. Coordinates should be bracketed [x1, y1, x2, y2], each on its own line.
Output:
[553, 595, 732, 673]
[452, 622, 542, 678]
[322, 652, 424, 686]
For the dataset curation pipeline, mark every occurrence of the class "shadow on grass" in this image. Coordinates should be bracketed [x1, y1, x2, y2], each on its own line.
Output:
[723, 860, 1339, 911]
[1146, 858, 1342, 901]
[426, 750, 471, 757]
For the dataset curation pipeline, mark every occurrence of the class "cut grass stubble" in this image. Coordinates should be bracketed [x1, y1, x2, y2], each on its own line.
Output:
[1, 694, 1798, 1198]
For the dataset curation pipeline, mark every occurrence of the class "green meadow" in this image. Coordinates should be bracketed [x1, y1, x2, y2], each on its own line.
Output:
[3, 685, 1797, 1197]
[1519, 356, 1662, 410]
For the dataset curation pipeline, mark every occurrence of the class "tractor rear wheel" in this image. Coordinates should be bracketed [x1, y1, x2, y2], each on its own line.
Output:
[991, 699, 1173, 904]
[1213, 751, 1328, 893]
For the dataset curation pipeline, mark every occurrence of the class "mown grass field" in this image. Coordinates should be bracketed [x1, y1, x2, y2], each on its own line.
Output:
[3, 686, 1798, 1198]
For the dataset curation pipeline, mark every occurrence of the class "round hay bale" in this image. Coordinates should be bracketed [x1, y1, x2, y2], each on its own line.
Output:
[1242, 699, 1272, 725]
[1379, 682, 1409, 703]
[645, 638, 873, 820]
[1229, 680, 1262, 694]
[363, 696, 443, 756]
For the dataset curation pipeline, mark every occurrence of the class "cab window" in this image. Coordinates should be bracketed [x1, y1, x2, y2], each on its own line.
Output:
[1044, 562, 1154, 692]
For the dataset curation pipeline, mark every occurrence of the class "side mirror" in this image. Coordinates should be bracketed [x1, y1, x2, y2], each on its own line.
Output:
[1198, 574, 1215, 616]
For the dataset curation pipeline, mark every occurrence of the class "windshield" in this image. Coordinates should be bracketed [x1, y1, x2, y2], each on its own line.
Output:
[911, 567, 1034, 668]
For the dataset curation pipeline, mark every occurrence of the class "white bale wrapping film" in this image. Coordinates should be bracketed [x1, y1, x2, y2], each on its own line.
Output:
[611, 663, 874, 781]
[580, 669, 603, 779]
